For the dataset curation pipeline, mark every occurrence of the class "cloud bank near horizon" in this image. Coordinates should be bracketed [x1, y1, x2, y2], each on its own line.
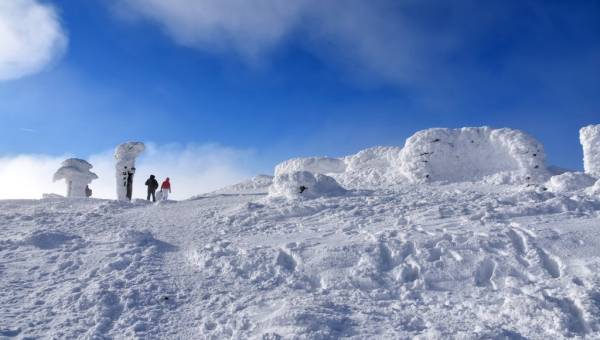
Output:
[0, 143, 258, 200]
[0, 0, 67, 81]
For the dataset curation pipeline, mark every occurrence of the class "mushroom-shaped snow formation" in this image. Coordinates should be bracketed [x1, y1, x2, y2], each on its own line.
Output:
[400, 127, 548, 183]
[580, 124, 600, 178]
[268, 171, 347, 199]
[115, 142, 145, 201]
[53, 158, 98, 198]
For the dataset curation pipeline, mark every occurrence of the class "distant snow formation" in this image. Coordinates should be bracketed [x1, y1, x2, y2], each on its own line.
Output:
[114, 142, 145, 201]
[53, 158, 98, 198]
[273, 126, 548, 189]
[580, 124, 600, 178]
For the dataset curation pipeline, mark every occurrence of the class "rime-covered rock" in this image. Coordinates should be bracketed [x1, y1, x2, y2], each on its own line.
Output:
[275, 157, 346, 177]
[399, 127, 548, 183]
[272, 126, 549, 187]
[268, 171, 346, 199]
[114, 142, 145, 201]
[580, 124, 600, 178]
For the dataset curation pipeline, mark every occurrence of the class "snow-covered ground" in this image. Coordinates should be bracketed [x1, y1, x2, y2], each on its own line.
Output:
[2, 180, 600, 339]
[3, 126, 600, 339]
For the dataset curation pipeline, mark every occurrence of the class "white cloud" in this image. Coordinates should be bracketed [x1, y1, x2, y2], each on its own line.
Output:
[112, 0, 459, 84]
[114, 0, 310, 60]
[0, 143, 257, 200]
[0, 0, 67, 81]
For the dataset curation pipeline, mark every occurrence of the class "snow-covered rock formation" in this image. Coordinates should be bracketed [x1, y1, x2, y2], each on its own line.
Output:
[275, 157, 346, 177]
[339, 146, 403, 188]
[545, 172, 596, 194]
[400, 127, 548, 183]
[580, 124, 600, 178]
[268, 171, 346, 199]
[114, 142, 145, 201]
[272, 126, 548, 188]
[53, 158, 98, 198]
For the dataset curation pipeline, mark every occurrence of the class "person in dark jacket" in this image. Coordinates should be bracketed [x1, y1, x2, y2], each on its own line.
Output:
[145, 175, 159, 202]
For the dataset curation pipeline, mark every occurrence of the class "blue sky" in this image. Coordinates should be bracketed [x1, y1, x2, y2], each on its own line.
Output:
[1, 0, 600, 194]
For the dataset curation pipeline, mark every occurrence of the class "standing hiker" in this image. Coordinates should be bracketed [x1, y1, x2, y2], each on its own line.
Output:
[160, 177, 171, 201]
[145, 175, 159, 202]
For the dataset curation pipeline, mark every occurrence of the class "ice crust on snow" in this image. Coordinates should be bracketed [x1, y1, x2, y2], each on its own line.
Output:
[273, 126, 548, 189]
[580, 124, 600, 178]
[546, 172, 597, 194]
[53, 158, 98, 198]
[268, 171, 347, 199]
[114, 142, 145, 201]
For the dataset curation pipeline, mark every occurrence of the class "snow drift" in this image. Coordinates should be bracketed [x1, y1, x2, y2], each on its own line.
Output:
[273, 126, 548, 188]
[53, 158, 98, 198]
[268, 171, 346, 199]
[580, 124, 600, 178]
[546, 172, 596, 194]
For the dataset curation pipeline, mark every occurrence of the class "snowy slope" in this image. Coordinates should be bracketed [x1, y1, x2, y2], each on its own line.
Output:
[3, 179, 600, 339]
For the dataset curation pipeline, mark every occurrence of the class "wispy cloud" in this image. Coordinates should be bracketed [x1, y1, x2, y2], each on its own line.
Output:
[0, 143, 256, 200]
[0, 0, 67, 81]
[112, 0, 310, 61]
[108, 0, 473, 85]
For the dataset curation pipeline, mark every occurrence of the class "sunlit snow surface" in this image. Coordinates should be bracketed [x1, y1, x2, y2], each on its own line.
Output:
[2, 179, 600, 339]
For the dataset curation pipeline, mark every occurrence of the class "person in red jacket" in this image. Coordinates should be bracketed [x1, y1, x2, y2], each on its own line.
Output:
[160, 177, 171, 201]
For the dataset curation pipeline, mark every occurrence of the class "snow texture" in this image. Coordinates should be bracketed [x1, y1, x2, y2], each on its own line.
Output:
[52, 158, 98, 198]
[580, 124, 600, 178]
[546, 172, 597, 194]
[114, 142, 145, 201]
[268, 171, 347, 199]
[272, 127, 548, 188]
[4, 179, 600, 338]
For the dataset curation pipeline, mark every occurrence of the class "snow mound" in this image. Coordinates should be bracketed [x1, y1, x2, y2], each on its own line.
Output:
[275, 157, 346, 177]
[22, 230, 80, 249]
[118, 229, 157, 247]
[546, 172, 596, 193]
[580, 124, 600, 178]
[337, 146, 404, 188]
[400, 127, 547, 183]
[268, 171, 347, 199]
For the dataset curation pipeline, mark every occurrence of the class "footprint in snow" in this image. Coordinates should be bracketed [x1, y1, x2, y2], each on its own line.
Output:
[474, 258, 496, 288]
